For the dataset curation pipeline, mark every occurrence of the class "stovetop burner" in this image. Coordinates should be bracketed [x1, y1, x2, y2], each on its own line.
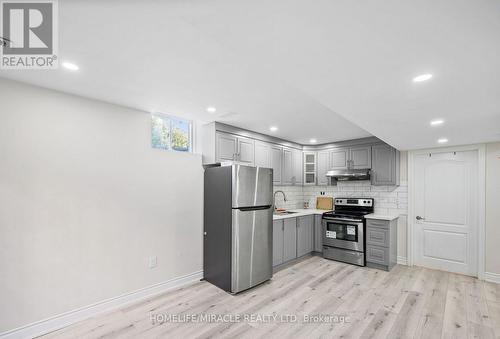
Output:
[322, 211, 371, 219]
[322, 197, 374, 220]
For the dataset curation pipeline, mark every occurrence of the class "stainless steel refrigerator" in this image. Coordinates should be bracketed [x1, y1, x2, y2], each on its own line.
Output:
[204, 164, 273, 293]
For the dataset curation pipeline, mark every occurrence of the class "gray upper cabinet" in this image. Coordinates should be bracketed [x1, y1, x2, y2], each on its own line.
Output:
[282, 147, 302, 185]
[371, 144, 400, 186]
[317, 151, 330, 185]
[282, 148, 293, 185]
[330, 148, 349, 170]
[303, 152, 316, 185]
[216, 132, 238, 162]
[215, 132, 254, 165]
[207, 122, 400, 188]
[350, 146, 371, 169]
[270, 145, 283, 184]
[237, 136, 255, 165]
[297, 215, 313, 257]
[254, 141, 271, 167]
[283, 218, 297, 262]
[273, 220, 284, 266]
[292, 149, 302, 185]
[330, 146, 371, 170]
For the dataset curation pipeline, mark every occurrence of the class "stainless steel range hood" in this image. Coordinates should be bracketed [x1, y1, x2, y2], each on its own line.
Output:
[326, 169, 371, 181]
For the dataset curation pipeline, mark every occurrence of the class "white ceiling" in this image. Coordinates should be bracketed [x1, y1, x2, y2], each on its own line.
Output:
[1, 0, 499, 149]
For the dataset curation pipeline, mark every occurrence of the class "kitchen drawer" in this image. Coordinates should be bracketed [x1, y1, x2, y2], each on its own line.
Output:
[366, 219, 390, 229]
[366, 245, 389, 266]
[366, 227, 389, 247]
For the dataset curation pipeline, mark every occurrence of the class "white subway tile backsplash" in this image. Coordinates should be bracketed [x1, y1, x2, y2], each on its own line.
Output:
[275, 182, 408, 216]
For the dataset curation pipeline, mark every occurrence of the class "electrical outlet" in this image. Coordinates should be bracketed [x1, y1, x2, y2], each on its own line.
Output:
[149, 256, 157, 269]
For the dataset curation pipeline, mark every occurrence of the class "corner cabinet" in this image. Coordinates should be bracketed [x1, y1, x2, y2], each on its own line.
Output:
[371, 144, 400, 186]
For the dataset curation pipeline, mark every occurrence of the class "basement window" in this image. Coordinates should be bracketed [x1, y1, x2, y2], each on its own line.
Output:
[151, 113, 192, 152]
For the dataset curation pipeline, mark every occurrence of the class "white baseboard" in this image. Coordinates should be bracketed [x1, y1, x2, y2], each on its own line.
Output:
[0, 270, 203, 339]
[397, 256, 408, 266]
[484, 271, 500, 284]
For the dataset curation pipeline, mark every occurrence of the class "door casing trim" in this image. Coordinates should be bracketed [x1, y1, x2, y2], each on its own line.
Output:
[408, 144, 486, 279]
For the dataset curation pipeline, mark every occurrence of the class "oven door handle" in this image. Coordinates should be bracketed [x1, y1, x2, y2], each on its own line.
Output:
[322, 218, 363, 223]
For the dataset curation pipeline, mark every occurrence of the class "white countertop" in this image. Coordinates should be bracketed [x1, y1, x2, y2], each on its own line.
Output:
[273, 209, 331, 220]
[365, 213, 399, 221]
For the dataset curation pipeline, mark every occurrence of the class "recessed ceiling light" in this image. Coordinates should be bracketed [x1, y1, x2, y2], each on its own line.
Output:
[62, 62, 79, 71]
[437, 138, 448, 143]
[430, 119, 444, 126]
[269, 126, 278, 132]
[413, 73, 433, 82]
[309, 139, 317, 143]
[206, 106, 216, 113]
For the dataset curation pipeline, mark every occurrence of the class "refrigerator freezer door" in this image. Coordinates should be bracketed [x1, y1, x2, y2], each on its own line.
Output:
[231, 165, 273, 208]
[231, 207, 273, 293]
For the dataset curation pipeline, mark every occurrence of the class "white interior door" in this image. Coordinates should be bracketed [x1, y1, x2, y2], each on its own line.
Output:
[414, 150, 478, 276]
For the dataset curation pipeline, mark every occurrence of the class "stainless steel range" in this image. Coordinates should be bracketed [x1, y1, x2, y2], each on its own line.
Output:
[322, 198, 374, 266]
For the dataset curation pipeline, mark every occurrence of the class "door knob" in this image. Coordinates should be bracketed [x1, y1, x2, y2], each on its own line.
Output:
[416, 216, 425, 220]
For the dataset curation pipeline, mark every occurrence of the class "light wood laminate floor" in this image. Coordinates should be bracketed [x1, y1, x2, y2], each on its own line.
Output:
[43, 256, 500, 339]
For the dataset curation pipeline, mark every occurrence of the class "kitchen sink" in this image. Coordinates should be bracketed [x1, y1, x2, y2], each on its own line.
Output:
[273, 211, 298, 215]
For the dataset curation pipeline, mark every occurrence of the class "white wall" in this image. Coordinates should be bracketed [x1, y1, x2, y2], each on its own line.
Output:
[486, 142, 500, 275]
[0, 79, 204, 332]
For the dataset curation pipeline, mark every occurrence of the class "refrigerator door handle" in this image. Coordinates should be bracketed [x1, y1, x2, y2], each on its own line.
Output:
[236, 205, 272, 212]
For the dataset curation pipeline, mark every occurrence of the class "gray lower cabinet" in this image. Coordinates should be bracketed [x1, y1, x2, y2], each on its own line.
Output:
[273, 215, 320, 267]
[371, 144, 400, 186]
[273, 218, 297, 266]
[272, 220, 284, 266]
[283, 218, 297, 263]
[365, 218, 398, 271]
[314, 214, 323, 252]
[297, 215, 313, 257]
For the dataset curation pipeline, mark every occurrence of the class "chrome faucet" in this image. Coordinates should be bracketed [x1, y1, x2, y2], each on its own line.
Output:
[273, 190, 287, 210]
